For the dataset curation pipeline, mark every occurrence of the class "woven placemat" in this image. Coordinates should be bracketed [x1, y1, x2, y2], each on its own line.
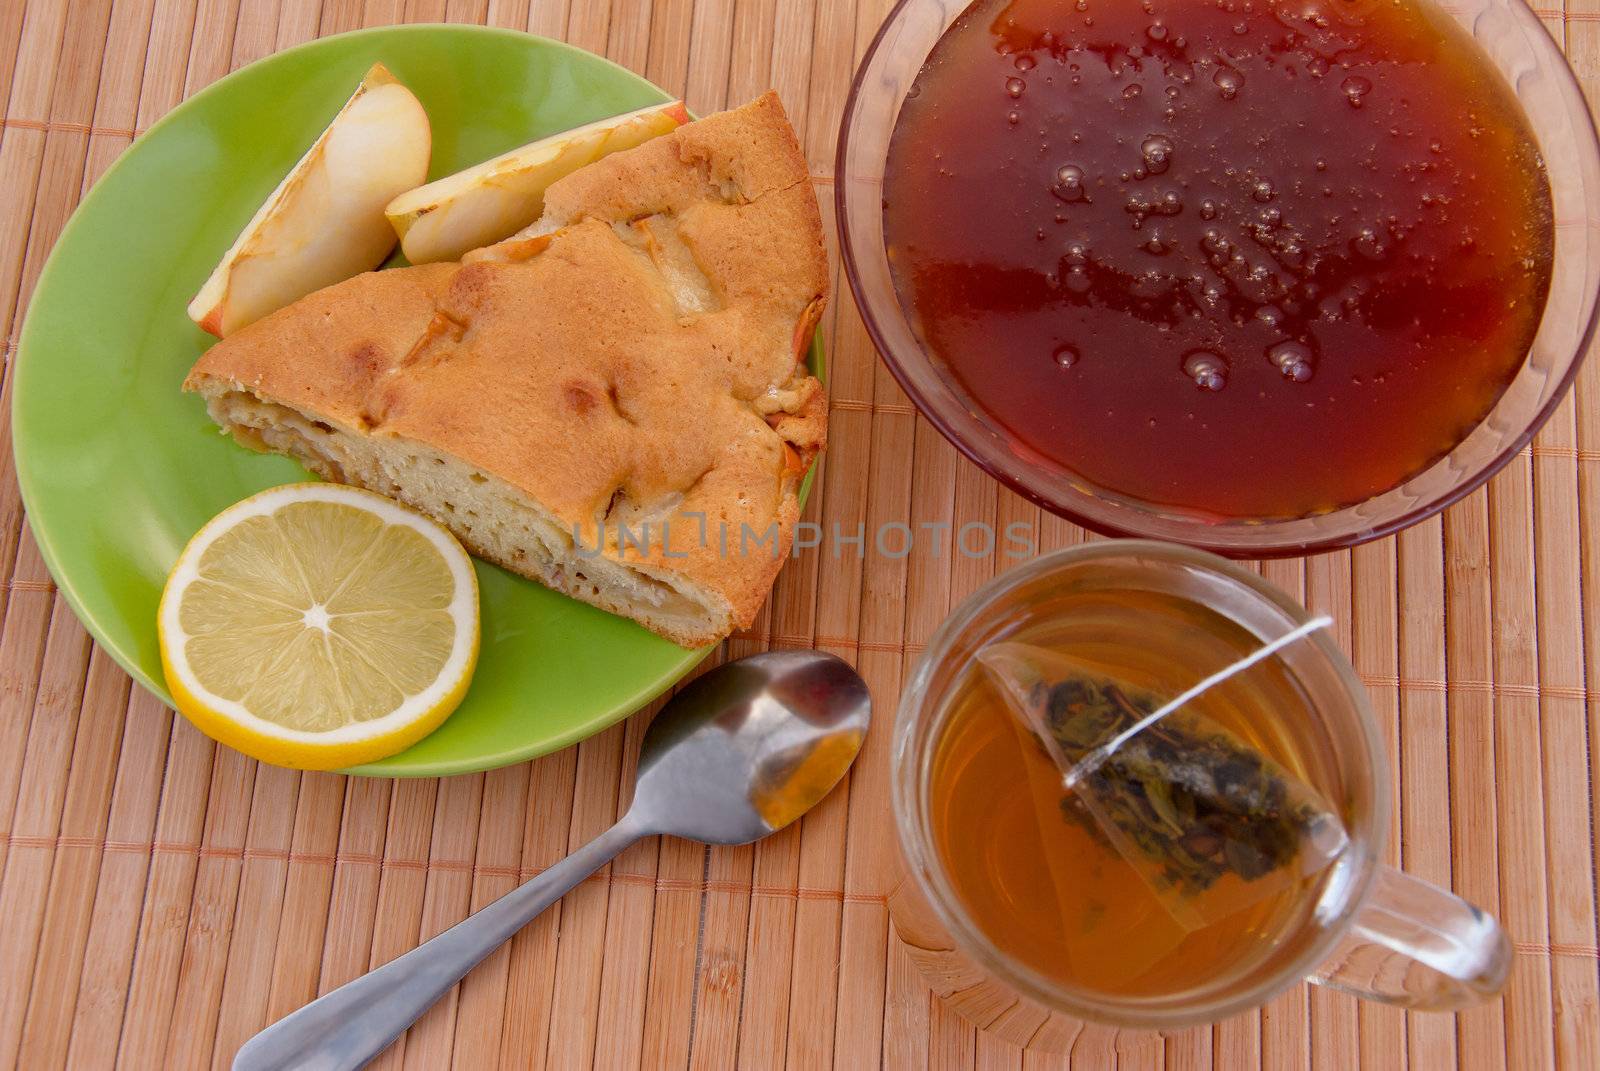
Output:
[0, 1, 1597, 1067]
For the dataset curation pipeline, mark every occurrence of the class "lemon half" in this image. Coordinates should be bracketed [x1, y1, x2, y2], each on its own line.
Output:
[159, 483, 479, 769]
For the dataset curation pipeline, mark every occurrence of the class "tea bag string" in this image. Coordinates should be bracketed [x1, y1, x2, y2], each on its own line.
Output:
[1061, 615, 1335, 790]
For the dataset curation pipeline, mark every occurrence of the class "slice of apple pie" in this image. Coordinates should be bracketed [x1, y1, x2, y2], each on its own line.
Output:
[184, 92, 827, 647]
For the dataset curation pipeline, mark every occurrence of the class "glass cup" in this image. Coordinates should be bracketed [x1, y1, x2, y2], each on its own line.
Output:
[837, 0, 1600, 556]
[890, 541, 1509, 1040]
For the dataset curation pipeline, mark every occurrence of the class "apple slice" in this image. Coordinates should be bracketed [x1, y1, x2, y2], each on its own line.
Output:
[188, 63, 431, 337]
[385, 100, 690, 265]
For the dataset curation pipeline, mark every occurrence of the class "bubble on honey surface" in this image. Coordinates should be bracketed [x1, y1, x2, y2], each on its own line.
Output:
[1126, 191, 1184, 226]
[1008, 111, 1020, 125]
[1147, 21, 1168, 40]
[1142, 134, 1175, 174]
[1054, 345, 1081, 368]
[1015, 54, 1037, 71]
[1341, 75, 1371, 107]
[1053, 164, 1089, 202]
[1267, 340, 1316, 382]
[1352, 226, 1388, 260]
[1251, 179, 1276, 203]
[1124, 82, 1144, 99]
[1199, 198, 1218, 220]
[1006, 76, 1027, 98]
[1065, 266, 1092, 293]
[1214, 67, 1244, 99]
[1201, 227, 1232, 262]
[1183, 351, 1229, 391]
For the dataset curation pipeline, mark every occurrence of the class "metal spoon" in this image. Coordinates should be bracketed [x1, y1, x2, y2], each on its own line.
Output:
[233, 650, 871, 1071]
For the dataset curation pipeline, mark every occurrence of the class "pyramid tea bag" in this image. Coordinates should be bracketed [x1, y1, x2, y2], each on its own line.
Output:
[978, 625, 1349, 932]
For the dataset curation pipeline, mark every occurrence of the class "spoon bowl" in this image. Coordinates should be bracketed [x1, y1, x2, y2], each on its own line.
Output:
[634, 649, 872, 844]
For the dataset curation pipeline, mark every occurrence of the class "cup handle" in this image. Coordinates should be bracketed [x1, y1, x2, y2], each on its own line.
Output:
[1310, 865, 1511, 1011]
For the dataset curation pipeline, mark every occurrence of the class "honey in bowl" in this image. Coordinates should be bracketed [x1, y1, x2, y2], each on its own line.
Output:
[928, 586, 1348, 997]
[884, 0, 1555, 520]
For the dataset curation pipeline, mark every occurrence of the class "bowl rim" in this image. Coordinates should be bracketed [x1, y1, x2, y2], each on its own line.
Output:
[834, 0, 1600, 558]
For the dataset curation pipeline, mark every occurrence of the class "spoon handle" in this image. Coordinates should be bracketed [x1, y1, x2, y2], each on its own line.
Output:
[233, 811, 647, 1071]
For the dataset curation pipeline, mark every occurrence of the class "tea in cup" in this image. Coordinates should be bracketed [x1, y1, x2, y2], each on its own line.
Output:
[890, 542, 1508, 1040]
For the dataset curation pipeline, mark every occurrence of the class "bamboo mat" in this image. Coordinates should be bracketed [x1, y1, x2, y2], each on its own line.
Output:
[0, 0, 1598, 1068]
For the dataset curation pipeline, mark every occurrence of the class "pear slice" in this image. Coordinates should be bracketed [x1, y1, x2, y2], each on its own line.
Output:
[385, 100, 690, 265]
[188, 63, 431, 338]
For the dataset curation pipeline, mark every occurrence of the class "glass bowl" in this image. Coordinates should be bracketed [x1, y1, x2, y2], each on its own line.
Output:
[836, 0, 1600, 556]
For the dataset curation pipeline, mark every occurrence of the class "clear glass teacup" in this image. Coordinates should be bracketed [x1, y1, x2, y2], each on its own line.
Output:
[890, 541, 1509, 1042]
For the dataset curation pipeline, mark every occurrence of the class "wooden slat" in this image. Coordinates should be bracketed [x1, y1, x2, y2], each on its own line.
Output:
[544, 725, 627, 1069]
[161, 747, 258, 1068]
[262, 772, 348, 1023]
[1398, 518, 1457, 1067]
[0, 1, 1597, 1067]
[10, 647, 125, 1068]
[581, 709, 657, 1071]
[1444, 495, 1507, 1071]
[1307, 553, 1358, 1071]
[930, 983, 974, 1070]
[1487, 463, 1558, 1070]
[830, 1, 908, 1061]
[448, 764, 531, 1068]
[1260, 557, 1308, 1071]
[397, 772, 485, 1069]
[497, 746, 576, 1070]
[208, 765, 302, 1069]
[361, 778, 438, 1069]
[1567, 4, 1600, 1065]
[785, 0, 866, 1066]
[1353, 535, 1410, 1069]
[275, 0, 322, 45]
[63, 688, 173, 1068]
[315, 777, 391, 995]
[0, 550, 59, 929]
[320, 0, 364, 35]
[114, 720, 215, 1068]
[0, 0, 81, 689]
[525, 0, 569, 39]
[1530, 387, 1600, 1064]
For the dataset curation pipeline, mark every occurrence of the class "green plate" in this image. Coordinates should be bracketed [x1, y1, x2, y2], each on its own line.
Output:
[13, 25, 820, 777]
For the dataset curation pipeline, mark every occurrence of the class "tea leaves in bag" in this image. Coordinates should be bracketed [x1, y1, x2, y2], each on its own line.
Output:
[978, 640, 1349, 932]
